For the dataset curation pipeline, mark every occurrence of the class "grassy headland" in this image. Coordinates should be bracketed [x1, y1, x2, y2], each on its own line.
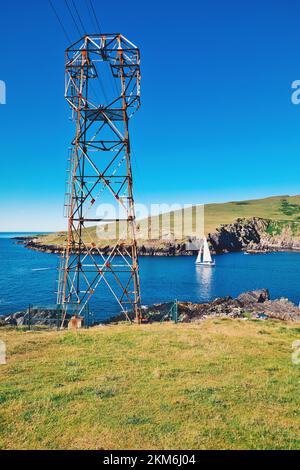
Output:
[33, 194, 300, 248]
[1, 320, 300, 450]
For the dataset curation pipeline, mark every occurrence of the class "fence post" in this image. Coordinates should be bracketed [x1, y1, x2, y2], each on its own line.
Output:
[173, 300, 178, 324]
[56, 305, 60, 331]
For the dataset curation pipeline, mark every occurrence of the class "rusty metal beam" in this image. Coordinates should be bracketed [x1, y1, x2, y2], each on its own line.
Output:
[57, 34, 142, 324]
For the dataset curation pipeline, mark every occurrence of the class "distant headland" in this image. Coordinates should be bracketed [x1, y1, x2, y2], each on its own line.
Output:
[15, 194, 300, 256]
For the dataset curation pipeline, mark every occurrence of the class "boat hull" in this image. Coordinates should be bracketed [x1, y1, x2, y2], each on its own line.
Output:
[195, 262, 215, 267]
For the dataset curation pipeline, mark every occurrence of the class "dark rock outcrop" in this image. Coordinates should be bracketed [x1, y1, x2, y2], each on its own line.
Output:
[208, 217, 300, 254]
[237, 288, 270, 305]
[208, 218, 269, 254]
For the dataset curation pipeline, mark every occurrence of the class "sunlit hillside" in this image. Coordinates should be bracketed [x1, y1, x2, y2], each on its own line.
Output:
[35, 195, 300, 247]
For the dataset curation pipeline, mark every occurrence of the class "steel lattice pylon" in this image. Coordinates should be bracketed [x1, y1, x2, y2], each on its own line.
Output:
[57, 34, 142, 323]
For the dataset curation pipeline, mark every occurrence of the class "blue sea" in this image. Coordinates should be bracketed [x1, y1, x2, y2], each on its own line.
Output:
[1, 233, 300, 320]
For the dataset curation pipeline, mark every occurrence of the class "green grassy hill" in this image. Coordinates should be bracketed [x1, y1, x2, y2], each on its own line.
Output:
[36, 194, 300, 247]
[204, 194, 300, 234]
[1, 320, 300, 450]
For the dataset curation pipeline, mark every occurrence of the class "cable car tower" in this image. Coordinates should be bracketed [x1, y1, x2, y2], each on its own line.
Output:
[57, 34, 142, 322]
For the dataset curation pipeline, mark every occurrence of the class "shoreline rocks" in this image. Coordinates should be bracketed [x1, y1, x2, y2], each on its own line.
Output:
[2, 289, 300, 327]
[16, 238, 198, 257]
[0, 307, 74, 327]
[108, 289, 300, 324]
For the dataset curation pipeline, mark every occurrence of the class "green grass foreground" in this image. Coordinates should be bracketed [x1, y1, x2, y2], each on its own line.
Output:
[1, 320, 300, 450]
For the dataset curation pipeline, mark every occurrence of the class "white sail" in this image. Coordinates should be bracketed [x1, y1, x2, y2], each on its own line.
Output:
[195, 239, 203, 264]
[196, 248, 202, 264]
[203, 238, 212, 263]
[195, 237, 214, 265]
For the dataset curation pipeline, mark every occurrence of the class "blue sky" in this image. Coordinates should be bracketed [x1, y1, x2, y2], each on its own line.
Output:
[1, 0, 300, 231]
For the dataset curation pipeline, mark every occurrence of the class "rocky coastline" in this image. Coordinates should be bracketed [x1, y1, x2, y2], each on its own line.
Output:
[1, 289, 300, 327]
[109, 289, 300, 324]
[14, 216, 300, 256]
[15, 237, 198, 257]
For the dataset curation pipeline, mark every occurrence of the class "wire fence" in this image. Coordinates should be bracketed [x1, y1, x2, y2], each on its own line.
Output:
[21, 303, 95, 331]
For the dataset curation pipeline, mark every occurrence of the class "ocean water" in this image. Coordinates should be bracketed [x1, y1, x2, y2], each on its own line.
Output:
[0, 232, 50, 239]
[1, 234, 300, 320]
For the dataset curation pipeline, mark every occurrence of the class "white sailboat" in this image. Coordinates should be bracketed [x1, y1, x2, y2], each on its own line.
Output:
[195, 237, 215, 266]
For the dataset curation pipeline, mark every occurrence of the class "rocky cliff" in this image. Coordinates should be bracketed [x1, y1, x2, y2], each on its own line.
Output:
[208, 218, 267, 253]
[208, 217, 300, 254]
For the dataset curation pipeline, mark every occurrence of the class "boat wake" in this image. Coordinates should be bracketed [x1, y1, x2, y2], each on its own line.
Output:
[32, 268, 52, 272]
